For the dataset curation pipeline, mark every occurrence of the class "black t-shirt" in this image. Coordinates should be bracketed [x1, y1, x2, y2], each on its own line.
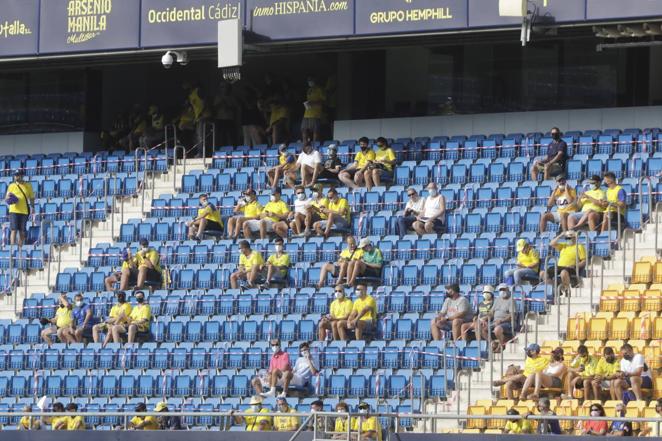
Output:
[323, 156, 342, 172]
[546, 140, 567, 167]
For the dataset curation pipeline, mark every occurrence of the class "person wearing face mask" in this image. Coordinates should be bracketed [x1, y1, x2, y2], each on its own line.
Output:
[273, 397, 300, 431]
[332, 402, 353, 439]
[252, 339, 293, 398]
[6, 170, 35, 247]
[109, 290, 151, 344]
[288, 342, 318, 394]
[397, 187, 426, 235]
[413, 182, 446, 235]
[305, 400, 332, 433]
[346, 239, 383, 287]
[608, 402, 632, 436]
[231, 240, 266, 289]
[93, 291, 132, 348]
[244, 188, 289, 240]
[297, 143, 323, 187]
[599, 172, 627, 233]
[489, 284, 514, 352]
[531, 127, 567, 181]
[540, 175, 577, 233]
[265, 238, 291, 286]
[568, 175, 606, 231]
[520, 347, 567, 401]
[232, 396, 272, 431]
[187, 193, 224, 240]
[314, 187, 351, 239]
[581, 403, 608, 436]
[304, 184, 329, 237]
[535, 397, 561, 435]
[431, 283, 473, 341]
[518, 344, 549, 400]
[40, 293, 74, 346]
[318, 285, 353, 340]
[543, 231, 586, 297]
[460, 285, 494, 342]
[354, 402, 382, 441]
[318, 144, 343, 183]
[364, 137, 397, 191]
[338, 137, 376, 189]
[346, 284, 377, 340]
[135, 238, 163, 289]
[300, 76, 326, 144]
[612, 343, 652, 401]
[591, 347, 620, 400]
[227, 189, 263, 240]
[268, 144, 297, 188]
[105, 248, 138, 292]
[318, 236, 363, 288]
[289, 186, 311, 236]
[71, 293, 95, 343]
[564, 344, 598, 400]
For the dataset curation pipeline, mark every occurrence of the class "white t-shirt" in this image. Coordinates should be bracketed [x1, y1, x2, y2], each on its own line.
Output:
[297, 151, 322, 168]
[294, 198, 312, 215]
[293, 356, 313, 381]
[405, 196, 425, 215]
[620, 354, 651, 379]
[422, 195, 445, 219]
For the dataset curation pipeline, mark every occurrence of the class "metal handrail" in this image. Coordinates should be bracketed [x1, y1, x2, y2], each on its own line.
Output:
[173, 145, 187, 193]
[202, 122, 216, 168]
[134, 147, 148, 215]
[638, 175, 653, 230]
[455, 369, 472, 416]
[164, 124, 177, 152]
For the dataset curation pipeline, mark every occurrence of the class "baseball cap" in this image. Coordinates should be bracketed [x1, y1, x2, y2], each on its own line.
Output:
[358, 238, 371, 249]
[327, 144, 337, 152]
[482, 285, 494, 294]
[525, 343, 541, 353]
[249, 396, 264, 405]
[358, 402, 370, 410]
[516, 239, 527, 252]
[555, 174, 566, 182]
[154, 402, 168, 412]
[496, 283, 509, 291]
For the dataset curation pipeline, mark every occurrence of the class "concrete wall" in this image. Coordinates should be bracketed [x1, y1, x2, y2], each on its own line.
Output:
[0, 132, 94, 155]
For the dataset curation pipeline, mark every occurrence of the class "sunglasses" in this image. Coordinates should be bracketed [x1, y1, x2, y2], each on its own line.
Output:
[296, 192, 305, 195]
[407, 193, 415, 197]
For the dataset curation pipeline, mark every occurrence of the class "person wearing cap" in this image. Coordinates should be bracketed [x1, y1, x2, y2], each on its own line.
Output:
[6, 170, 35, 247]
[431, 284, 473, 341]
[268, 144, 296, 188]
[522, 346, 567, 401]
[460, 285, 494, 341]
[504, 408, 532, 434]
[18, 404, 42, 430]
[231, 240, 265, 289]
[93, 291, 132, 348]
[135, 238, 162, 289]
[364, 137, 396, 191]
[129, 402, 159, 430]
[109, 290, 151, 344]
[354, 402, 382, 441]
[599, 172, 627, 233]
[319, 285, 354, 340]
[41, 293, 74, 346]
[232, 396, 272, 431]
[71, 293, 95, 343]
[397, 187, 426, 235]
[303, 184, 329, 237]
[413, 182, 446, 235]
[227, 189, 263, 240]
[531, 127, 567, 181]
[253, 339, 293, 398]
[104, 248, 137, 291]
[567, 175, 606, 231]
[314, 187, 351, 239]
[518, 343, 549, 400]
[490, 284, 514, 352]
[297, 143, 323, 187]
[318, 144, 343, 183]
[347, 284, 377, 340]
[535, 397, 561, 435]
[504, 239, 540, 285]
[188, 193, 224, 240]
[274, 397, 300, 431]
[607, 402, 632, 436]
[338, 137, 376, 189]
[542, 231, 586, 297]
[563, 344, 598, 400]
[244, 187, 289, 240]
[346, 239, 383, 286]
[318, 236, 363, 288]
[265, 237, 291, 286]
[154, 402, 182, 430]
[540, 175, 577, 233]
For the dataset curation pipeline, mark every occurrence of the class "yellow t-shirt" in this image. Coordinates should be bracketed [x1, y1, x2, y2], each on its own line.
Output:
[339, 247, 363, 261]
[267, 253, 290, 269]
[188, 88, 205, 120]
[271, 104, 289, 125]
[121, 258, 137, 271]
[263, 200, 290, 222]
[7, 182, 34, 215]
[523, 356, 549, 376]
[335, 417, 354, 433]
[593, 358, 619, 377]
[130, 304, 152, 323]
[330, 298, 353, 320]
[304, 86, 326, 119]
[245, 408, 272, 431]
[517, 248, 540, 270]
[352, 295, 377, 321]
[197, 204, 223, 226]
[136, 249, 161, 273]
[55, 306, 73, 328]
[580, 188, 606, 213]
[552, 187, 577, 214]
[354, 416, 382, 441]
[67, 415, 85, 430]
[311, 197, 329, 220]
[19, 416, 40, 430]
[278, 152, 288, 166]
[556, 243, 587, 268]
[273, 408, 300, 431]
[505, 420, 532, 434]
[241, 201, 263, 219]
[327, 197, 350, 222]
[109, 303, 133, 324]
[51, 416, 69, 430]
[355, 150, 376, 168]
[374, 148, 396, 171]
[240, 250, 264, 271]
[130, 415, 160, 430]
[606, 185, 626, 214]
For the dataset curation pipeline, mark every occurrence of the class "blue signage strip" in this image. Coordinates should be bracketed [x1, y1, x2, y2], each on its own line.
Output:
[39, 0, 141, 54]
[469, 0, 586, 28]
[141, 0, 243, 48]
[355, 0, 467, 35]
[0, 0, 39, 57]
[587, 0, 662, 20]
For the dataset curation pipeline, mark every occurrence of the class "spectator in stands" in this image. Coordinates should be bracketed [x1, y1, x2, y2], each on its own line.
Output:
[564, 344, 598, 400]
[638, 398, 662, 437]
[355, 402, 382, 441]
[347, 284, 377, 340]
[542, 231, 586, 297]
[303, 184, 329, 237]
[412, 182, 446, 235]
[50, 402, 68, 430]
[265, 238, 290, 287]
[155, 402, 182, 430]
[231, 396, 272, 431]
[490, 284, 514, 352]
[611, 343, 652, 401]
[19, 405, 41, 430]
[338, 137, 375, 189]
[346, 239, 383, 286]
[460, 285, 493, 341]
[608, 402, 632, 436]
[104, 249, 136, 292]
[431, 284, 473, 341]
[540, 175, 577, 233]
[289, 186, 311, 236]
[397, 187, 426, 235]
[188, 193, 224, 240]
[591, 347, 619, 400]
[531, 127, 567, 181]
[306, 400, 332, 433]
[254, 338, 292, 398]
[492, 364, 525, 400]
[129, 402, 159, 430]
[40, 293, 74, 346]
[504, 239, 540, 285]
[245, 187, 289, 240]
[228, 189, 262, 240]
[230, 240, 265, 289]
[93, 291, 132, 348]
[297, 143, 323, 187]
[332, 402, 351, 439]
[600, 172, 627, 233]
[135, 238, 162, 289]
[504, 408, 532, 434]
[274, 397, 300, 431]
[65, 403, 84, 430]
[301, 76, 326, 144]
[72, 293, 94, 343]
[318, 236, 362, 288]
[275, 342, 320, 397]
[364, 137, 396, 191]
[139, 105, 165, 149]
[268, 145, 296, 189]
[581, 403, 608, 436]
[318, 144, 343, 183]
[535, 397, 562, 435]
[518, 344, 549, 400]
[521, 346, 567, 401]
[6, 170, 35, 247]
[110, 290, 151, 344]
[568, 175, 606, 231]
[318, 286, 353, 340]
[314, 186, 350, 239]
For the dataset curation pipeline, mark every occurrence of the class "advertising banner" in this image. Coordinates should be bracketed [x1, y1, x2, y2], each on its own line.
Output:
[587, 0, 662, 20]
[39, 0, 141, 54]
[468, 0, 586, 28]
[355, 0, 467, 35]
[141, 0, 243, 48]
[0, 0, 39, 57]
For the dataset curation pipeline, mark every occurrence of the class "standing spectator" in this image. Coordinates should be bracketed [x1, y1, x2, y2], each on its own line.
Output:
[504, 409, 532, 434]
[338, 137, 375, 189]
[268, 145, 296, 189]
[253, 339, 292, 398]
[568, 175, 606, 231]
[40, 294, 74, 346]
[430, 284, 473, 341]
[232, 396, 272, 431]
[346, 239, 383, 286]
[591, 347, 620, 400]
[245, 188, 289, 240]
[297, 144, 323, 187]
[129, 403, 159, 430]
[354, 402, 382, 441]
[490, 284, 514, 352]
[155, 402, 182, 430]
[580, 403, 608, 436]
[227, 189, 262, 240]
[18, 405, 41, 430]
[542, 231, 586, 297]
[303, 184, 329, 237]
[6, 171, 34, 247]
[460, 285, 494, 341]
[134, 239, 162, 289]
[611, 343, 652, 401]
[531, 127, 567, 181]
[397, 187, 426, 235]
[600, 172, 627, 233]
[412, 182, 446, 235]
[318, 285, 353, 340]
[289, 186, 311, 236]
[92, 291, 132, 348]
[104, 249, 137, 292]
[608, 402, 632, 436]
[520, 347, 567, 401]
[65, 403, 85, 430]
[318, 144, 343, 183]
[314, 187, 350, 239]
[239, 88, 265, 147]
[364, 137, 396, 190]
[347, 284, 377, 340]
[564, 344, 598, 400]
[317, 236, 363, 288]
[110, 290, 151, 344]
[504, 239, 540, 285]
[264, 97, 290, 146]
[230, 240, 265, 289]
[536, 397, 562, 435]
[212, 82, 238, 147]
[265, 238, 290, 286]
[72, 293, 95, 343]
[188, 193, 224, 240]
[518, 344, 549, 400]
[139, 105, 165, 149]
[301, 76, 326, 144]
[638, 398, 662, 437]
[274, 397, 300, 431]
[540, 175, 577, 233]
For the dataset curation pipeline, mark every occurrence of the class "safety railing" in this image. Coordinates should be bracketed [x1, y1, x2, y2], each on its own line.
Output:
[173, 145, 187, 193]
[201, 122, 216, 168]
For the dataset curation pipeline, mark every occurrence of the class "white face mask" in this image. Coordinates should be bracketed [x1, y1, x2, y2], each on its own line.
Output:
[275, 245, 283, 253]
[301, 350, 310, 357]
[500, 290, 510, 299]
[141, 247, 148, 252]
[312, 191, 320, 199]
[592, 184, 599, 190]
[335, 292, 343, 300]
[359, 409, 368, 414]
[271, 345, 280, 353]
[251, 405, 260, 412]
[75, 301, 83, 307]
[201, 200, 208, 207]
[590, 411, 600, 417]
[297, 193, 306, 201]
[428, 189, 437, 197]
[558, 184, 565, 190]
[270, 195, 276, 202]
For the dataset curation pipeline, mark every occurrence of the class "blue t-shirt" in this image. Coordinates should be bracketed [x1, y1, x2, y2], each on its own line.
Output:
[72, 304, 94, 328]
[610, 420, 632, 436]
[546, 140, 567, 167]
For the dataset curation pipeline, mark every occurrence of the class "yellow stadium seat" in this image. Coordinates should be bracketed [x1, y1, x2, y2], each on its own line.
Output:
[554, 405, 576, 431]
[627, 339, 646, 354]
[595, 311, 615, 319]
[654, 261, 662, 283]
[644, 346, 660, 370]
[513, 401, 536, 413]
[475, 399, 494, 408]
[642, 289, 662, 312]
[604, 339, 625, 353]
[561, 340, 581, 357]
[627, 283, 648, 291]
[483, 429, 503, 434]
[566, 315, 588, 340]
[607, 283, 625, 292]
[621, 290, 641, 312]
[654, 316, 662, 339]
[616, 311, 637, 320]
[630, 315, 653, 340]
[495, 399, 515, 408]
[582, 340, 603, 356]
[599, 289, 620, 312]
[654, 376, 662, 397]
[631, 261, 653, 284]
[609, 317, 630, 339]
[487, 405, 507, 429]
[462, 429, 482, 434]
[466, 406, 487, 430]
[626, 401, 645, 430]
[588, 317, 609, 340]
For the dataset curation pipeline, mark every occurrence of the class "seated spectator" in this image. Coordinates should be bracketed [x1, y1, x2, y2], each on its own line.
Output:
[134, 238, 162, 289]
[245, 187, 289, 240]
[332, 401, 352, 439]
[540, 174, 577, 233]
[265, 238, 290, 286]
[253, 339, 292, 398]
[289, 186, 311, 235]
[287, 342, 318, 395]
[460, 285, 493, 342]
[314, 186, 350, 239]
[397, 187, 425, 235]
[230, 240, 265, 289]
[129, 403, 159, 430]
[338, 137, 375, 189]
[303, 184, 329, 237]
[611, 343, 652, 401]
[492, 364, 525, 400]
[267, 144, 296, 188]
[564, 344, 598, 400]
[364, 137, 396, 190]
[155, 402, 182, 430]
[517, 344, 549, 399]
[227, 189, 262, 240]
[346, 239, 383, 286]
[600, 172, 626, 233]
[568, 175, 606, 231]
[104, 249, 137, 291]
[431, 284, 473, 341]
[232, 396, 272, 431]
[65, 403, 84, 430]
[608, 402, 632, 436]
[347, 284, 377, 340]
[413, 182, 446, 235]
[274, 397, 300, 431]
[536, 397, 562, 435]
[520, 347, 567, 401]
[110, 290, 151, 344]
[92, 291, 132, 348]
[318, 236, 362, 288]
[297, 143, 323, 187]
[72, 293, 95, 343]
[318, 286, 353, 340]
[490, 284, 514, 352]
[638, 398, 661, 437]
[542, 231, 586, 297]
[187, 193, 224, 240]
[531, 127, 567, 181]
[19, 405, 41, 430]
[318, 144, 342, 183]
[504, 239, 540, 285]
[354, 402, 382, 441]
[591, 347, 619, 400]
[50, 402, 68, 431]
[581, 403, 608, 436]
[305, 400, 332, 433]
[504, 409, 532, 434]
[40, 293, 74, 346]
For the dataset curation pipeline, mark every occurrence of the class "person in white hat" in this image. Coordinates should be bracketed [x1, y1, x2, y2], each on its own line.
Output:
[232, 396, 272, 431]
[503, 239, 540, 285]
[460, 285, 494, 340]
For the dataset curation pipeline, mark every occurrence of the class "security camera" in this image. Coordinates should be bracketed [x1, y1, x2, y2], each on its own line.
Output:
[177, 52, 189, 66]
[161, 51, 174, 69]
[161, 50, 188, 69]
